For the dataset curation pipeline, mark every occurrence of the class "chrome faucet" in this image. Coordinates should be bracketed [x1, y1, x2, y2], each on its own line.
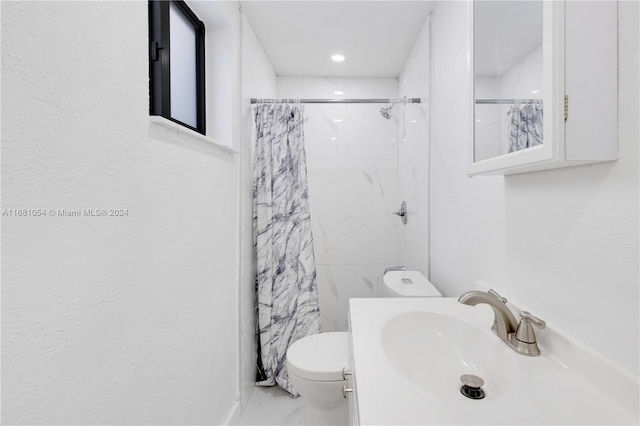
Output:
[458, 289, 518, 342]
[458, 289, 546, 356]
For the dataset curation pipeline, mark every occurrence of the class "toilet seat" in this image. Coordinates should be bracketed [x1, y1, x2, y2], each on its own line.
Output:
[287, 332, 348, 382]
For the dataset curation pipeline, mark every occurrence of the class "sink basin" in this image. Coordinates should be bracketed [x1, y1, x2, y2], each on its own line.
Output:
[379, 310, 567, 422]
[349, 297, 639, 425]
[381, 311, 502, 395]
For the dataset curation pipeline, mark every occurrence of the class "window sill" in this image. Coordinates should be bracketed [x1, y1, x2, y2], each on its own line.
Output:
[149, 116, 237, 154]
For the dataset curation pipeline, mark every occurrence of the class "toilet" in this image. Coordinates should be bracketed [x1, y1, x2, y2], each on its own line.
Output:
[382, 269, 443, 297]
[287, 332, 349, 425]
[286, 269, 440, 425]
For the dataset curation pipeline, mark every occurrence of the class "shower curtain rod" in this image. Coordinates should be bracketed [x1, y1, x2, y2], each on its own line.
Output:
[475, 98, 542, 104]
[250, 98, 421, 104]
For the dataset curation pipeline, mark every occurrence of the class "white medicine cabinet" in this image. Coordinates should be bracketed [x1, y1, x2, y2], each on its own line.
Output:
[469, 1, 618, 176]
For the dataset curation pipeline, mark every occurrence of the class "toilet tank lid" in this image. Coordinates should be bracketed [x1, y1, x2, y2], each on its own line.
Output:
[286, 332, 348, 382]
[383, 270, 442, 297]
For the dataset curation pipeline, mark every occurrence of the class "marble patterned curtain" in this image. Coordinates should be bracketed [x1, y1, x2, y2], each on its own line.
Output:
[507, 101, 543, 153]
[252, 102, 321, 396]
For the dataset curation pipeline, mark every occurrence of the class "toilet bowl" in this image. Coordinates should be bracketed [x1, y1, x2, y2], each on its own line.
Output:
[285, 269, 440, 425]
[286, 332, 348, 425]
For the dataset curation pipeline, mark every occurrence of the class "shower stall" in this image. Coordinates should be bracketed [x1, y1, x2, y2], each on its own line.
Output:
[267, 77, 430, 331]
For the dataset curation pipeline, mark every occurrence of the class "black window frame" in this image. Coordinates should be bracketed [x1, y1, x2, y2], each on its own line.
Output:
[149, 0, 206, 135]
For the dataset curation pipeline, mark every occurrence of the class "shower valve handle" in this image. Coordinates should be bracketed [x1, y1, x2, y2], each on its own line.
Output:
[393, 201, 408, 225]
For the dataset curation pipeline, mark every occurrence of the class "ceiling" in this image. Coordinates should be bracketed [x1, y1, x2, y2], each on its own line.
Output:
[241, 1, 434, 78]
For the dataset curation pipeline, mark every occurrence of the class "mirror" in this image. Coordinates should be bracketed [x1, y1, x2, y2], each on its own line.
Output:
[473, 1, 543, 163]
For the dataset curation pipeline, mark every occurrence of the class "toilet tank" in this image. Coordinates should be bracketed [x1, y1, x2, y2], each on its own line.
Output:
[382, 270, 442, 297]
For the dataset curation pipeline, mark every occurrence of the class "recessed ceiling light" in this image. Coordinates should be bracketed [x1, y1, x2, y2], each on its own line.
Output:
[331, 54, 345, 62]
[333, 90, 344, 95]
[531, 89, 540, 94]
[333, 118, 343, 122]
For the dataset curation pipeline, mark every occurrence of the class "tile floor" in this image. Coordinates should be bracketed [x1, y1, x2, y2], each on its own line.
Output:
[239, 386, 306, 426]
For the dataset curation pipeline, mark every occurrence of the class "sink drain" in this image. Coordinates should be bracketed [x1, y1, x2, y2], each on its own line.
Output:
[460, 374, 485, 400]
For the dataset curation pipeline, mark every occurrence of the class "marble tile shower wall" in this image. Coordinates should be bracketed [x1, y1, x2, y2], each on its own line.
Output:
[398, 17, 431, 279]
[278, 77, 400, 331]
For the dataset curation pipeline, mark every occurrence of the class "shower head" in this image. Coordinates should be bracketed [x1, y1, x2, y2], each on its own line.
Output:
[380, 105, 393, 120]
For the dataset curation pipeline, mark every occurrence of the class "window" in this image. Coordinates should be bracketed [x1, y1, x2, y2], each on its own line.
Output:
[149, 0, 206, 134]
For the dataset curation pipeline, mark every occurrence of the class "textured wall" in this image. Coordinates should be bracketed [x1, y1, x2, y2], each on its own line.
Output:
[430, 0, 639, 374]
[2, 1, 240, 423]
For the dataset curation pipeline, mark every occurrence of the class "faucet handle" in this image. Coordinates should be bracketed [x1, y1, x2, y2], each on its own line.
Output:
[509, 311, 546, 356]
[515, 311, 546, 344]
[488, 289, 507, 304]
[520, 311, 546, 328]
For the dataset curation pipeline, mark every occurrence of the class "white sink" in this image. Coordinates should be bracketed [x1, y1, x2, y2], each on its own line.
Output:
[349, 298, 639, 425]
[380, 310, 568, 423]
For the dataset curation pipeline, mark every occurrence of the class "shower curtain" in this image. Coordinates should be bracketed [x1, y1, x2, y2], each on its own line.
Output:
[507, 102, 543, 153]
[252, 102, 321, 397]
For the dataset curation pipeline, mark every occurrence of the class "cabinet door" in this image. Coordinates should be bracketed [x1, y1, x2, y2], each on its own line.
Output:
[564, 1, 617, 162]
[469, 1, 617, 176]
[469, 1, 564, 175]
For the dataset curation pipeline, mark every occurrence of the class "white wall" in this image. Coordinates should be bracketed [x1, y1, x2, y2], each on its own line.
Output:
[1, 1, 241, 423]
[278, 77, 400, 331]
[398, 16, 431, 279]
[430, 0, 639, 374]
[239, 13, 277, 414]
